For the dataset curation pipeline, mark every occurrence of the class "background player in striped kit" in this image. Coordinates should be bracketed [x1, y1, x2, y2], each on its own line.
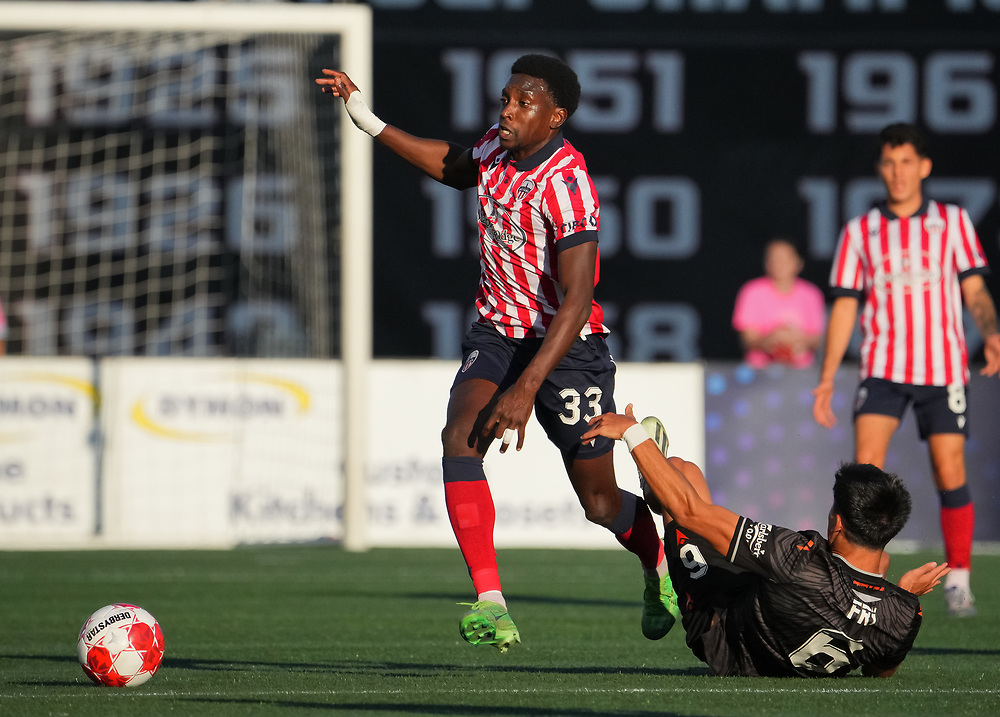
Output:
[582, 405, 949, 678]
[811, 123, 1000, 617]
[316, 55, 677, 650]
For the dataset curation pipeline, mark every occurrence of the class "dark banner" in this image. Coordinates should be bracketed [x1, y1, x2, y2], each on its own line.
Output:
[368, 1, 1000, 362]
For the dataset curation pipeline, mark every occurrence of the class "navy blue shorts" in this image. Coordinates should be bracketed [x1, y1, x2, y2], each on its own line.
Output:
[452, 321, 616, 459]
[853, 377, 969, 439]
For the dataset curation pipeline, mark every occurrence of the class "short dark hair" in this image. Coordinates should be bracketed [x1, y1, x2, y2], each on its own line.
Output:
[878, 123, 929, 159]
[832, 463, 911, 550]
[510, 54, 581, 117]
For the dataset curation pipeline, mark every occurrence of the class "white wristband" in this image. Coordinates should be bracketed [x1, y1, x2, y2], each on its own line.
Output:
[623, 423, 651, 452]
[345, 91, 387, 137]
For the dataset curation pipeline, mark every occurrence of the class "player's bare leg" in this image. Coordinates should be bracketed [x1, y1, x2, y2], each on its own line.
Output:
[567, 433, 678, 639]
[854, 414, 899, 468]
[928, 433, 976, 617]
[442, 378, 520, 651]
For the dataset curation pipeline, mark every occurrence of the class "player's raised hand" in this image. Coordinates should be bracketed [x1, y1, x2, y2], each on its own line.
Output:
[897, 561, 950, 596]
[315, 69, 359, 102]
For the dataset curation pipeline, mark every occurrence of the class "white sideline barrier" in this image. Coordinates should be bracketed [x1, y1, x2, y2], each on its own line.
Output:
[0, 358, 98, 548]
[99, 358, 343, 548]
[367, 360, 704, 548]
[0, 359, 703, 549]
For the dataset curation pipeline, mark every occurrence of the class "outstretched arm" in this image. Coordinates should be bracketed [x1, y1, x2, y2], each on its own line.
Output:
[581, 404, 740, 556]
[315, 69, 477, 189]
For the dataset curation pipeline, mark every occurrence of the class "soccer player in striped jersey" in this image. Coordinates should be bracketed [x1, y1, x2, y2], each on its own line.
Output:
[316, 55, 677, 651]
[583, 405, 950, 678]
[811, 123, 1000, 617]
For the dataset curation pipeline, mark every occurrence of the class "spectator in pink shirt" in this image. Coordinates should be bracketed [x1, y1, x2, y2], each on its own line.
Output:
[732, 238, 825, 369]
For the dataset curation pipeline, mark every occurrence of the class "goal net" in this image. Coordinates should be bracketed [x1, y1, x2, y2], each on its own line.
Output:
[0, 3, 373, 550]
[0, 3, 370, 360]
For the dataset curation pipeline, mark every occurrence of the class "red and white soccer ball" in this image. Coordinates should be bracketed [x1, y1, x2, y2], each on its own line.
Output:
[77, 603, 165, 687]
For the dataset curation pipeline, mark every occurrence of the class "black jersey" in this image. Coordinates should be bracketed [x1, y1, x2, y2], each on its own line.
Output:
[667, 518, 922, 678]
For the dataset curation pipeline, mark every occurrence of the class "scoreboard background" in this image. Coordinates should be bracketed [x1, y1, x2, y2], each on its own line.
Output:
[368, 1, 1000, 362]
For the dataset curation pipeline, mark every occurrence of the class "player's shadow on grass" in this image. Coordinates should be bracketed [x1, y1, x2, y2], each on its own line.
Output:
[162, 656, 706, 679]
[184, 697, 699, 716]
[409, 592, 640, 609]
[910, 646, 1000, 656]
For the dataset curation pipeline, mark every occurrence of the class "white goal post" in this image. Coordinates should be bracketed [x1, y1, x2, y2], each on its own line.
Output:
[0, 2, 373, 551]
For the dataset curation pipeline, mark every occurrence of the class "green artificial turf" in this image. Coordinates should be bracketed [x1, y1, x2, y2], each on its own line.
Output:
[1, 547, 997, 716]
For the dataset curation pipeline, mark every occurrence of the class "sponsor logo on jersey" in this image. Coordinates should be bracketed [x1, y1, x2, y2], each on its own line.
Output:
[744, 521, 772, 558]
[479, 197, 527, 252]
[462, 350, 479, 373]
[559, 215, 597, 235]
[874, 251, 942, 294]
[563, 175, 579, 195]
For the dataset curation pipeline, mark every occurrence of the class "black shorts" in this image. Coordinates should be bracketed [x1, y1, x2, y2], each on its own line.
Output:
[853, 377, 969, 439]
[663, 520, 755, 665]
[452, 321, 616, 460]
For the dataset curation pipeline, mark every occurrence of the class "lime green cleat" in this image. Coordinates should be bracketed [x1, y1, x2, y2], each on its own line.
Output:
[642, 572, 680, 640]
[636, 415, 679, 639]
[638, 416, 670, 515]
[458, 601, 521, 653]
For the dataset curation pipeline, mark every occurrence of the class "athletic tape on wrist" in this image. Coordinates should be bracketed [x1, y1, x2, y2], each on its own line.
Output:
[345, 91, 386, 137]
[623, 423, 652, 452]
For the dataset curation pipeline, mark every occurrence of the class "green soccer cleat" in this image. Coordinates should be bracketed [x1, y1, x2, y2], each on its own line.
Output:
[637, 415, 679, 639]
[642, 572, 680, 640]
[458, 600, 521, 653]
[637, 416, 670, 515]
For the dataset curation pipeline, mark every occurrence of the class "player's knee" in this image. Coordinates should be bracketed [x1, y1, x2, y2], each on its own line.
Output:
[441, 422, 473, 456]
[578, 491, 617, 528]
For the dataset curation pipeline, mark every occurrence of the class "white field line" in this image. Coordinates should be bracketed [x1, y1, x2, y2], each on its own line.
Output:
[3, 686, 1000, 698]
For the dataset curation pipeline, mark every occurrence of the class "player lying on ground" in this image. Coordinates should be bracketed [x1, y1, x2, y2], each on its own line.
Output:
[582, 405, 950, 677]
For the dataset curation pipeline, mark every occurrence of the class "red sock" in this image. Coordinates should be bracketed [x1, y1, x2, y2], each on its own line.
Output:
[941, 503, 974, 570]
[443, 457, 500, 594]
[614, 491, 665, 571]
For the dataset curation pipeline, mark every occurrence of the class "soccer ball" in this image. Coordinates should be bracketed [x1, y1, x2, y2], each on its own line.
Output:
[77, 603, 165, 687]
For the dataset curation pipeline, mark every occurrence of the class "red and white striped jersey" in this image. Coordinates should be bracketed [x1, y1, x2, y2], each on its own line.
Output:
[829, 200, 989, 386]
[470, 126, 607, 339]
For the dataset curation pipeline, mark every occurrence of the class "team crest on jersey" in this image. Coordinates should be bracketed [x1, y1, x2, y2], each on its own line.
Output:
[480, 197, 527, 252]
[855, 386, 868, 412]
[516, 179, 536, 201]
[461, 350, 479, 373]
[925, 216, 945, 237]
